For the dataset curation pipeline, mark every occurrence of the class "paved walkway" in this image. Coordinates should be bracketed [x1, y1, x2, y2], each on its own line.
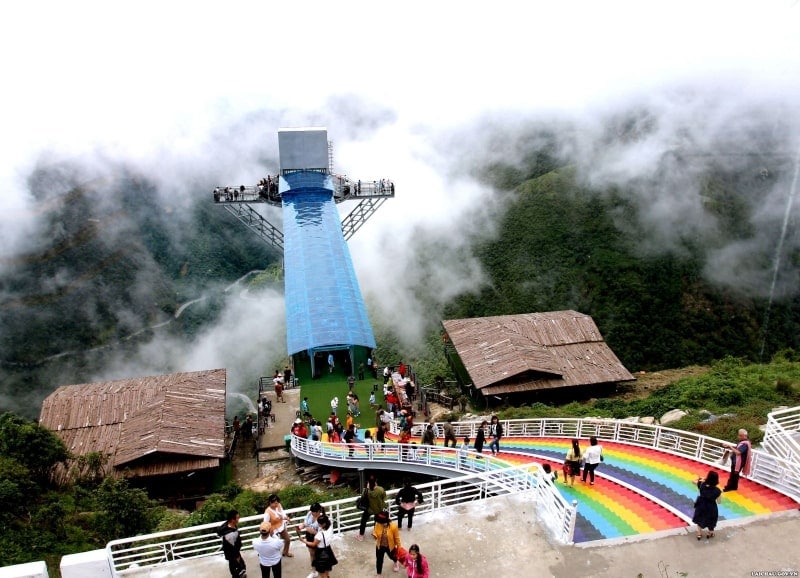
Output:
[257, 387, 300, 448]
[208, 391, 800, 576]
[130, 495, 799, 578]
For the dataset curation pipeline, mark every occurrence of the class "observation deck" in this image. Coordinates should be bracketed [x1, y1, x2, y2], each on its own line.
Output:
[212, 175, 394, 207]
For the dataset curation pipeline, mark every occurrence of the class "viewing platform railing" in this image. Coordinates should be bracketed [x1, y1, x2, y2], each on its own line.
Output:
[212, 177, 394, 205]
[101, 410, 800, 576]
[106, 461, 566, 574]
[393, 415, 800, 503]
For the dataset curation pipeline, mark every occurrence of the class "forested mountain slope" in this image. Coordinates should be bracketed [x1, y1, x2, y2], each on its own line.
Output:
[0, 163, 276, 416]
[443, 162, 800, 370]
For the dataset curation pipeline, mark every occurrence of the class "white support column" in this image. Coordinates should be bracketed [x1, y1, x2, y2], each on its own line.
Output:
[0, 561, 49, 578]
[60, 549, 114, 578]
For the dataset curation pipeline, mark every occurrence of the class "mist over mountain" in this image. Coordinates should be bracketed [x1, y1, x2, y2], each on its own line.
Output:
[441, 90, 800, 368]
[2, 85, 800, 419]
[0, 157, 278, 417]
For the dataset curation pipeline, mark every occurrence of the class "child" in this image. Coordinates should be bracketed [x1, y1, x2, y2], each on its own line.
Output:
[369, 391, 376, 408]
[459, 437, 470, 469]
[408, 442, 420, 461]
[542, 463, 558, 483]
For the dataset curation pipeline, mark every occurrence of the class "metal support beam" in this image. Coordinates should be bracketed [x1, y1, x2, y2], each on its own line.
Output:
[222, 203, 284, 252]
[340, 197, 388, 241]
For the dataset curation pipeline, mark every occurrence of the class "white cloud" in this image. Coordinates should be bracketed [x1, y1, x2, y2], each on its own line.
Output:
[3, 0, 800, 380]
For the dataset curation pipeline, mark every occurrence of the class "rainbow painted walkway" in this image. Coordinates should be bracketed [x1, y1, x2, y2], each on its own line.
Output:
[497, 437, 797, 543]
[371, 433, 797, 543]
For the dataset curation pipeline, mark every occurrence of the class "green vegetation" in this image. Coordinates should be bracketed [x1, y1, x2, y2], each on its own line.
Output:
[3, 113, 800, 574]
[490, 355, 800, 444]
[0, 170, 276, 419]
[2, 354, 799, 573]
[441, 164, 800, 370]
[0, 411, 358, 576]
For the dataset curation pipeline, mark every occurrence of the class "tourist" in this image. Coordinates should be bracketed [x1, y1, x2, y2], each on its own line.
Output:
[253, 521, 283, 578]
[297, 503, 325, 573]
[404, 544, 430, 578]
[344, 423, 357, 457]
[283, 365, 292, 388]
[421, 423, 436, 447]
[542, 463, 557, 483]
[375, 422, 386, 452]
[264, 494, 293, 557]
[372, 510, 402, 576]
[474, 420, 487, 456]
[273, 371, 284, 402]
[692, 470, 722, 539]
[564, 439, 582, 486]
[299, 513, 336, 578]
[394, 478, 424, 531]
[357, 475, 387, 541]
[722, 428, 752, 492]
[489, 415, 502, 456]
[217, 509, 246, 578]
[459, 437, 470, 469]
[443, 418, 457, 448]
[581, 436, 604, 485]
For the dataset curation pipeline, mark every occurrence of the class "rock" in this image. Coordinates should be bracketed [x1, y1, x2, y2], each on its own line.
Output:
[660, 409, 688, 425]
[623, 416, 640, 423]
[640, 416, 656, 425]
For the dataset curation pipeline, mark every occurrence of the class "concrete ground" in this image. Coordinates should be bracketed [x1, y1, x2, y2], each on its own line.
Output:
[141, 387, 799, 578]
[132, 493, 799, 578]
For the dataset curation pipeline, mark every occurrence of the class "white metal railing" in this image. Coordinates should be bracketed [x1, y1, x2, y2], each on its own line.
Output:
[291, 435, 577, 542]
[106, 408, 800, 575]
[390, 412, 800, 503]
[292, 435, 507, 475]
[762, 406, 800, 464]
[106, 463, 569, 574]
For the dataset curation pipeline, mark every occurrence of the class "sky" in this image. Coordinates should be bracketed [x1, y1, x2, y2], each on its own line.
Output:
[2, 1, 800, 397]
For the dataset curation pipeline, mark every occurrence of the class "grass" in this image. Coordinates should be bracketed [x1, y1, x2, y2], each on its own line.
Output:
[299, 371, 381, 434]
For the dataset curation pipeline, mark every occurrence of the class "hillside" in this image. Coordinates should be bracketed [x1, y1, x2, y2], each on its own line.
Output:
[0, 163, 277, 417]
[3, 110, 800, 417]
[441, 162, 800, 371]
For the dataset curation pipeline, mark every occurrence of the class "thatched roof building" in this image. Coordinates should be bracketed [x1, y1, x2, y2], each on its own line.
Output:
[442, 311, 634, 397]
[39, 369, 227, 486]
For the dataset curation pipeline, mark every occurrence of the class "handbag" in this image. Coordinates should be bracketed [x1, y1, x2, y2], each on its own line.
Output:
[314, 533, 338, 567]
[356, 491, 368, 511]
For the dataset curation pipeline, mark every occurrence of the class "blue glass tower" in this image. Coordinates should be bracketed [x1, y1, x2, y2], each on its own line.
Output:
[278, 128, 376, 377]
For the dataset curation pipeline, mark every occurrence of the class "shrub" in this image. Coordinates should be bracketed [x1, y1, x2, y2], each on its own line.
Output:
[184, 494, 233, 527]
[278, 485, 322, 509]
[775, 378, 795, 397]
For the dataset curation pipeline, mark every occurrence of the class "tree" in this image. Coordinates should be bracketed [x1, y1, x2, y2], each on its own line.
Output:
[0, 413, 69, 485]
[0, 457, 35, 522]
[93, 477, 157, 541]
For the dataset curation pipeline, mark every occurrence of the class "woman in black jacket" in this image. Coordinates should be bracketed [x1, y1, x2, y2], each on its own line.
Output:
[474, 420, 487, 455]
[394, 478, 424, 530]
[489, 415, 503, 456]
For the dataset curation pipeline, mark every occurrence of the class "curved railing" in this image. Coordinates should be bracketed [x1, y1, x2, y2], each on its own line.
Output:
[290, 435, 577, 542]
[107, 462, 569, 574]
[386, 414, 800, 503]
[105, 410, 799, 575]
